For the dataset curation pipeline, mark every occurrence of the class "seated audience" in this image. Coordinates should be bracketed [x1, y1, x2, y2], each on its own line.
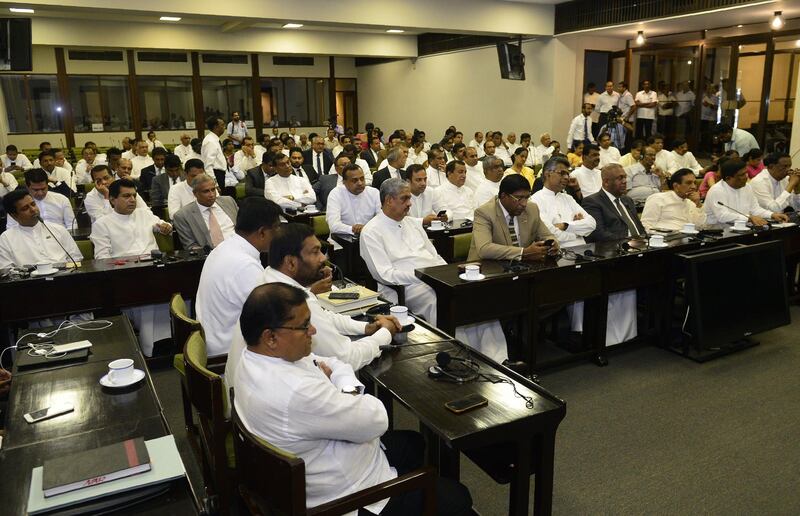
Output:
[84, 165, 146, 223]
[288, 146, 317, 184]
[705, 159, 788, 226]
[491, 131, 512, 166]
[0, 166, 17, 198]
[173, 133, 194, 164]
[150, 154, 183, 207]
[90, 179, 173, 356]
[302, 136, 334, 178]
[473, 157, 505, 208]
[434, 160, 475, 221]
[1, 145, 33, 171]
[145, 130, 165, 153]
[647, 134, 672, 172]
[619, 139, 645, 168]
[531, 157, 596, 247]
[361, 136, 383, 170]
[744, 148, 765, 179]
[503, 147, 535, 188]
[597, 132, 621, 167]
[130, 140, 154, 178]
[74, 146, 105, 186]
[265, 153, 316, 210]
[533, 133, 555, 166]
[7, 169, 75, 229]
[38, 150, 73, 194]
[0, 189, 81, 268]
[234, 136, 259, 172]
[138, 147, 168, 192]
[373, 147, 406, 190]
[668, 139, 703, 175]
[750, 152, 800, 213]
[173, 174, 239, 250]
[231, 283, 473, 516]
[325, 163, 380, 235]
[462, 146, 485, 192]
[245, 151, 274, 199]
[569, 143, 602, 197]
[167, 158, 205, 218]
[426, 148, 447, 188]
[405, 164, 443, 226]
[640, 168, 707, 232]
[625, 146, 667, 203]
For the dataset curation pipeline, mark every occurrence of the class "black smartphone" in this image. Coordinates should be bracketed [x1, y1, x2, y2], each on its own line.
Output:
[437, 210, 447, 217]
[328, 292, 360, 300]
[444, 394, 488, 414]
[544, 239, 555, 247]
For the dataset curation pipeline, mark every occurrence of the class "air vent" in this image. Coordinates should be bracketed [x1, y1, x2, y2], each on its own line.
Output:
[138, 52, 188, 63]
[68, 50, 123, 61]
[417, 33, 511, 57]
[201, 53, 248, 64]
[272, 56, 315, 66]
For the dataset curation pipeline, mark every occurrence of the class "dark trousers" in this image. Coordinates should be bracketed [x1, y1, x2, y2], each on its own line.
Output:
[635, 118, 654, 140]
[359, 431, 473, 516]
[212, 169, 226, 190]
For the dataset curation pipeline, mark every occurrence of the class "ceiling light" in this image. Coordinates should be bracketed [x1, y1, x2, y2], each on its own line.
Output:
[160, 16, 181, 21]
[282, 23, 303, 29]
[9, 8, 34, 13]
[635, 31, 645, 45]
[386, 29, 405, 34]
[687, 60, 692, 65]
[771, 11, 784, 30]
[796, 40, 800, 48]
[737, 25, 743, 28]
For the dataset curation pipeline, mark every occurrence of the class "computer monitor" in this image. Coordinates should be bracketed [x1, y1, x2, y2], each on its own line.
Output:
[681, 241, 790, 350]
[0, 18, 32, 71]
[496, 42, 525, 81]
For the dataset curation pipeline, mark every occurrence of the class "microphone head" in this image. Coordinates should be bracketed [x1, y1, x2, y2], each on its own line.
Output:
[717, 201, 724, 206]
[584, 249, 594, 256]
[435, 351, 451, 368]
[619, 242, 631, 251]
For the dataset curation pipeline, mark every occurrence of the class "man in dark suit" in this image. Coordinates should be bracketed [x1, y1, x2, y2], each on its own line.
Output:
[149, 154, 183, 207]
[583, 163, 646, 242]
[360, 136, 382, 171]
[313, 154, 352, 210]
[138, 147, 168, 194]
[245, 152, 274, 198]
[173, 174, 239, 250]
[302, 136, 334, 178]
[289, 146, 318, 184]
[372, 147, 406, 190]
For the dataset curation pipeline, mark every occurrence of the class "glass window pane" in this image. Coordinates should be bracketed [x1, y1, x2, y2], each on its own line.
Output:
[260, 78, 283, 126]
[166, 78, 193, 129]
[284, 78, 308, 127]
[309, 78, 329, 126]
[735, 53, 765, 132]
[100, 77, 131, 131]
[139, 78, 168, 130]
[28, 76, 62, 132]
[69, 76, 101, 132]
[202, 78, 227, 121]
[0, 75, 30, 133]
[226, 79, 252, 122]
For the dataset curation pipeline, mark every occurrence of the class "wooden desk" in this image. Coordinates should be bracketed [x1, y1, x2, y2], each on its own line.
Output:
[282, 209, 325, 225]
[364, 340, 566, 516]
[0, 251, 204, 322]
[425, 219, 472, 262]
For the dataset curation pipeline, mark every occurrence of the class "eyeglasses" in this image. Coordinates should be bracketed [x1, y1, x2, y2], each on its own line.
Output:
[273, 324, 313, 333]
[508, 193, 531, 203]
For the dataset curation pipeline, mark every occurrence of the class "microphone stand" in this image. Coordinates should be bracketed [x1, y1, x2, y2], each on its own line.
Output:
[37, 216, 79, 271]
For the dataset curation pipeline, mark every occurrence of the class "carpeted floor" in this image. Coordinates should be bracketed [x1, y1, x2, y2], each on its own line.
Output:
[151, 305, 800, 515]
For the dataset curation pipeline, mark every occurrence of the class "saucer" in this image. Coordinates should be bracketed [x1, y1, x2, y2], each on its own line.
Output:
[100, 368, 145, 388]
[304, 209, 320, 214]
[648, 242, 670, 248]
[680, 229, 699, 235]
[427, 226, 446, 231]
[731, 227, 751, 232]
[459, 273, 486, 281]
[31, 268, 58, 277]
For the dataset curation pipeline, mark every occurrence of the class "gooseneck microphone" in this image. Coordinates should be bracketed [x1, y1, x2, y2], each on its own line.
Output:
[716, 201, 751, 222]
[38, 216, 79, 270]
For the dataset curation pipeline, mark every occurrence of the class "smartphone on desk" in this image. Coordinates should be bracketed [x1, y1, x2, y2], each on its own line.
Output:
[445, 394, 488, 414]
[24, 402, 74, 423]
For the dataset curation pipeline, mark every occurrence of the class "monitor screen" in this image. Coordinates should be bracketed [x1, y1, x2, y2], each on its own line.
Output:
[0, 18, 32, 71]
[684, 241, 790, 349]
[496, 42, 525, 81]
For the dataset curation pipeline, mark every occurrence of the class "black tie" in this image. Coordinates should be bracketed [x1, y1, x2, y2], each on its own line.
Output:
[316, 153, 322, 174]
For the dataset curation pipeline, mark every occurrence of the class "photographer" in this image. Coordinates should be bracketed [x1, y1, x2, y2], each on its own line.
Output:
[598, 106, 633, 153]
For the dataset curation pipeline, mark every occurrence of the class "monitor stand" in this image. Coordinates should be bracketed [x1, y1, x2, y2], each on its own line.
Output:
[668, 337, 760, 363]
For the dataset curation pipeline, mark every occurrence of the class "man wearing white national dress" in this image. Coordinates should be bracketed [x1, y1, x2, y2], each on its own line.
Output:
[360, 178, 511, 363]
[91, 178, 174, 356]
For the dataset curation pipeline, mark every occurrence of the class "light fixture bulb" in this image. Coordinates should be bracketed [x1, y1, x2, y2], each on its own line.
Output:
[160, 16, 181, 21]
[386, 29, 405, 33]
[687, 60, 692, 65]
[282, 23, 303, 29]
[635, 31, 645, 45]
[9, 7, 34, 13]
[771, 11, 784, 30]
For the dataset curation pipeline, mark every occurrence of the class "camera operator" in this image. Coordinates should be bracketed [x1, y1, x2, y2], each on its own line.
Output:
[598, 106, 633, 153]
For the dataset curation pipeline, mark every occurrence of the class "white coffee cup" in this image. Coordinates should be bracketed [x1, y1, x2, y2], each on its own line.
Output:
[734, 219, 748, 230]
[430, 220, 443, 229]
[305, 205, 318, 213]
[682, 223, 696, 233]
[465, 264, 481, 279]
[36, 262, 55, 274]
[108, 358, 135, 384]
[649, 234, 665, 247]
[389, 305, 409, 326]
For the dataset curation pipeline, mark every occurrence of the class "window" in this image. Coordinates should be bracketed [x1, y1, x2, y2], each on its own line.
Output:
[0, 74, 63, 133]
[69, 75, 132, 132]
[201, 78, 252, 126]
[259, 78, 332, 126]
[139, 77, 194, 130]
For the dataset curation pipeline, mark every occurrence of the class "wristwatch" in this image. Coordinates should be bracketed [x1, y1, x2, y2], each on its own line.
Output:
[341, 385, 362, 395]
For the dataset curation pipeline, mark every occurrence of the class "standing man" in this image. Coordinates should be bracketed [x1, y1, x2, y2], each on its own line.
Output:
[595, 81, 620, 129]
[226, 111, 248, 148]
[202, 115, 228, 188]
[617, 81, 635, 124]
[172, 173, 239, 250]
[656, 82, 676, 139]
[673, 81, 696, 137]
[584, 83, 601, 138]
[632, 80, 658, 140]
[566, 103, 596, 149]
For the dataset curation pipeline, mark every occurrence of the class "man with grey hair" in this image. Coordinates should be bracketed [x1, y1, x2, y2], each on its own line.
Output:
[360, 178, 512, 363]
[168, 158, 207, 218]
[325, 163, 380, 235]
[173, 173, 239, 249]
[301, 136, 333, 178]
[372, 147, 406, 189]
[473, 157, 506, 208]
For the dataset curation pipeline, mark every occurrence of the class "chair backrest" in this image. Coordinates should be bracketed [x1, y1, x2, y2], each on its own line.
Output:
[155, 231, 176, 253]
[169, 293, 201, 354]
[311, 214, 329, 239]
[184, 330, 226, 421]
[452, 233, 473, 262]
[231, 395, 307, 515]
[75, 239, 94, 261]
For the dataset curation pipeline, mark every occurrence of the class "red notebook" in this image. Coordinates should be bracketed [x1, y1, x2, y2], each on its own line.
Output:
[42, 437, 151, 497]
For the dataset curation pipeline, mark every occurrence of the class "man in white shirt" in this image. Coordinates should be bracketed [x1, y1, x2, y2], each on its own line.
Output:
[404, 164, 444, 226]
[633, 80, 658, 140]
[0, 167, 17, 198]
[0, 189, 82, 269]
[7, 168, 75, 230]
[673, 81, 696, 136]
[641, 168, 706, 232]
[505, 132, 520, 154]
[167, 159, 206, 218]
[584, 82, 601, 125]
[468, 131, 485, 157]
[656, 82, 676, 137]
[705, 159, 788, 226]
[749, 152, 800, 213]
[202, 115, 229, 188]
[145, 131, 166, 154]
[323, 128, 338, 151]
[566, 103, 596, 149]
[462, 146, 485, 192]
[74, 147, 105, 186]
[647, 134, 673, 172]
[174, 134, 193, 163]
[700, 84, 719, 131]
[531, 133, 555, 167]
[433, 160, 475, 221]
[716, 123, 759, 156]
[473, 157, 504, 208]
[38, 150, 74, 193]
[121, 137, 135, 160]
[130, 140, 154, 179]
[226, 111, 248, 148]
[91, 179, 173, 355]
[426, 148, 447, 188]
[595, 81, 620, 129]
[196, 198, 282, 357]
[668, 139, 703, 175]
[173, 174, 239, 250]
[569, 144, 602, 197]
[625, 146, 666, 204]
[231, 283, 472, 516]
[491, 131, 512, 167]
[265, 153, 316, 210]
[597, 132, 621, 168]
[84, 165, 146, 223]
[233, 136, 259, 172]
[1, 145, 33, 172]
[325, 163, 381, 236]
[53, 148, 73, 175]
[617, 81, 635, 123]
[532, 156, 596, 247]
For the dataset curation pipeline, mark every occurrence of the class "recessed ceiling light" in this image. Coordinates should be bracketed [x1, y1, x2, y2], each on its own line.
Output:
[9, 8, 34, 13]
[386, 29, 405, 33]
[282, 23, 303, 29]
[160, 16, 181, 21]
[737, 24, 743, 28]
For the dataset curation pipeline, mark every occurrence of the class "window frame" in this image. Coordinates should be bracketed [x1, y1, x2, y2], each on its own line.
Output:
[0, 73, 63, 134]
[69, 74, 133, 133]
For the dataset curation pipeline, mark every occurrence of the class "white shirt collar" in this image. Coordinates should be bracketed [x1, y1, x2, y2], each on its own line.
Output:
[602, 188, 620, 203]
[498, 200, 513, 221]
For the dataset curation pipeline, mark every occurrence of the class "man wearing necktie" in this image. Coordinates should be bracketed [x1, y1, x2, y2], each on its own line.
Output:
[302, 136, 333, 178]
[567, 103, 596, 150]
[172, 173, 239, 250]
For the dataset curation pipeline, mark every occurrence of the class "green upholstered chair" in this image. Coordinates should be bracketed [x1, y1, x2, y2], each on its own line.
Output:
[75, 239, 94, 261]
[168, 293, 202, 433]
[452, 233, 473, 262]
[311, 214, 329, 240]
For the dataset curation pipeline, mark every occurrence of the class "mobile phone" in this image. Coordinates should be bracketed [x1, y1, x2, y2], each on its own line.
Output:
[437, 210, 447, 217]
[444, 394, 488, 414]
[544, 239, 555, 247]
[328, 292, 360, 300]
[24, 402, 74, 424]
